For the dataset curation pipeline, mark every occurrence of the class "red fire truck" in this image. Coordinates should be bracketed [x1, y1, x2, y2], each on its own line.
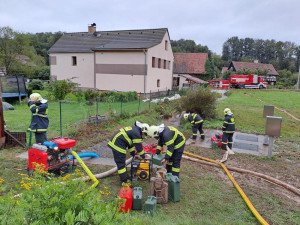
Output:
[229, 74, 267, 89]
[209, 80, 230, 89]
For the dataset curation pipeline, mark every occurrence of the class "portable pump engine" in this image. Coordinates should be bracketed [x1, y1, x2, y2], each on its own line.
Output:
[131, 153, 152, 181]
[28, 138, 76, 176]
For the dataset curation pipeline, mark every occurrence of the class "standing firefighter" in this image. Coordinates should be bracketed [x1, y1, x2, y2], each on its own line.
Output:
[184, 113, 205, 143]
[222, 108, 235, 150]
[147, 124, 186, 177]
[27, 93, 49, 144]
[108, 121, 149, 184]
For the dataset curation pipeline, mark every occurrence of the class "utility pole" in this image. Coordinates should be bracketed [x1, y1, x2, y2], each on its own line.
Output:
[0, 83, 5, 149]
[296, 65, 300, 90]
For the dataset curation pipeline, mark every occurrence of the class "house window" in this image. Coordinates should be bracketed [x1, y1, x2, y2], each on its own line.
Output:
[158, 58, 161, 68]
[164, 60, 167, 69]
[72, 56, 77, 66]
[152, 57, 155, 68]
[168, 61, 171, 69]
[165, 40, 168, 50]
[157, 79, 160, 87]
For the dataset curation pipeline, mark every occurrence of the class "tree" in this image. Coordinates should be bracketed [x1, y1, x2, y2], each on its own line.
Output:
[171, 39, 209, 53]
[0, 27, 19, 74]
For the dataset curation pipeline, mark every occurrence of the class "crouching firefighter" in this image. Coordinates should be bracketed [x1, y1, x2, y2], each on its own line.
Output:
[27, 93, 49, 144]
[184, 113, 205, 142]
[108, 121, 149, 184]
[147, 124, 186, 177]
[222, 108, 235, 150]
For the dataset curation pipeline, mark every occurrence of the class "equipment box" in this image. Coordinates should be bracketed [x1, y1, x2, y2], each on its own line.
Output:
[51, 138, 76, 149]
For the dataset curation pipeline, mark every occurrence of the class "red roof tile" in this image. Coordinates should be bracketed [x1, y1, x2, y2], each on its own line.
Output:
[230, 61, 279, 76]
[174, 53, 208, 74]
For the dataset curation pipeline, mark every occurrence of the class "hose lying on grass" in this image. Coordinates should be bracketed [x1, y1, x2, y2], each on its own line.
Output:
[182, 155, 300, 197]
[79, 157, 133, 182]
[183, 151, 269, 225]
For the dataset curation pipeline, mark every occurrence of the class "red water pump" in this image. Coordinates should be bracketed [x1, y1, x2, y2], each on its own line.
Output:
[28, 137, 76, 176]
[210, 132, 224, 148]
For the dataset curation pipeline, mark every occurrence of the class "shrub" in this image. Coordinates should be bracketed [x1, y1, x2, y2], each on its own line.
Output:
[84, 89, 99, 101]
[27, 79, 44, 90]
[176, 87, 217, 119]
[73, 90, 85, 102]
[0, 169, 138, 224]
[48, 79, 76, 100]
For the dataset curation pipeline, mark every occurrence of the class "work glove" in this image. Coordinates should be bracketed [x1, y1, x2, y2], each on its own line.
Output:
[134, 155, 142, 160]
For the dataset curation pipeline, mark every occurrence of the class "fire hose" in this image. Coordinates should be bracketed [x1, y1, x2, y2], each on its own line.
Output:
[183, 151, 269, 225]
[71, 151, 99, 191]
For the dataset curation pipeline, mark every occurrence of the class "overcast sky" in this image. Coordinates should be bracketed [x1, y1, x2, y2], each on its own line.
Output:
[0, 0, 299, 55]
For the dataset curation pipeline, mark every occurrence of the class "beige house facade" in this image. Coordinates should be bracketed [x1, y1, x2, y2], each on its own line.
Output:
[49, 26, 173, 93]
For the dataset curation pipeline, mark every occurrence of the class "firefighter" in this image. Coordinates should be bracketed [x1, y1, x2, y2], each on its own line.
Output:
[147, 124, 185, 177]
[184, 113, 205, 143]
[108, 121, 149, 184]
[27, 93, 49, 144]
[222, 108, 235, 150]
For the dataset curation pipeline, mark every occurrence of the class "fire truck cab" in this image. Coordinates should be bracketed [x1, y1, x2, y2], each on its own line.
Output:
[229, 74, 267, 89]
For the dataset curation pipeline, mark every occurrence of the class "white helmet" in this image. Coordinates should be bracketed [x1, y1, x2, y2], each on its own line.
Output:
[30, 93, 47, 103]
[183, 113, 189, 120]
[147, 125, 160, 139]
[224, 108, 231, 115]
[135, 121, 149, 134]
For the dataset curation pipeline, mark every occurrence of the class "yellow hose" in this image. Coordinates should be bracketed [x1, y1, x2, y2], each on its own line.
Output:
[71, 151, 99, 192]
[183, 151, 269, 225]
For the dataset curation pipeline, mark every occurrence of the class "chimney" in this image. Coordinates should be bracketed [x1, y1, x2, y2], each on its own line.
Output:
[88, 23, 96, 34]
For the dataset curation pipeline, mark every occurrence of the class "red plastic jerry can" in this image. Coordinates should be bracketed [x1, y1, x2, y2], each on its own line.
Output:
[118, 186, 133, 213]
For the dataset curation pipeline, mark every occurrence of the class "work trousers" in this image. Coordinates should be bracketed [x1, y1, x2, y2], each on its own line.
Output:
[35, 132, 47, 144]
[192, 122, 205, 140]
[111, 148, 128, 183]
[166, 144, 185, 177]
[221, 132, 234, 150]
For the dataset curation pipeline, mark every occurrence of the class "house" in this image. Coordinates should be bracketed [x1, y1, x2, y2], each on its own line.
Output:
[228, 61, 279, 85]
[48, 24, 174, 94]
[173, 53, 208, 89]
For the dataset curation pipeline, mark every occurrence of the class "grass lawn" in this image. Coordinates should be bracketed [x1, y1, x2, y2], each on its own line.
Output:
[4, 100, 153, 143]
[212, 89, 300, 143]
[1, 89, 300, 224]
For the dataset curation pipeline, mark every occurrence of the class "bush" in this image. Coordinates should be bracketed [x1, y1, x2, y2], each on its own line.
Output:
[35, 66, 50, 80]
[84, 89, 99, 101]
[27, 79, 44, 90]
[0, 169, 138, 224]
[48, 79, 76, 100]
[176, 87, 217, 119]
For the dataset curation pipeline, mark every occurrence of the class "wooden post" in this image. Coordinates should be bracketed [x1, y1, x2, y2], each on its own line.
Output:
[0, 84, 6, 149]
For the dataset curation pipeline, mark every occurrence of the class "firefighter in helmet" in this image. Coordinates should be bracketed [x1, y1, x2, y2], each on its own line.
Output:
[27, 93, 49, 144]
[222, 108, 235, 150]
[147, 124, 185, 177]
[108, 121, 149, 184]
[184, 113, 205, 143]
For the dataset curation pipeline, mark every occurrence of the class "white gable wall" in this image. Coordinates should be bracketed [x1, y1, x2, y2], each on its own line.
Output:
[95, 51, 145, 92]
[50, 53, 94, 88]
[146, 32, 173, 93]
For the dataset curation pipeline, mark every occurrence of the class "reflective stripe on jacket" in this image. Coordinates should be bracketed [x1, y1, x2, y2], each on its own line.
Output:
[188, 113, 203, 125]
[108, 126, 145, 157]
[157, 126, 185, 160]
[28, 101, 49, 133]
[222, 114, 235, 133]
